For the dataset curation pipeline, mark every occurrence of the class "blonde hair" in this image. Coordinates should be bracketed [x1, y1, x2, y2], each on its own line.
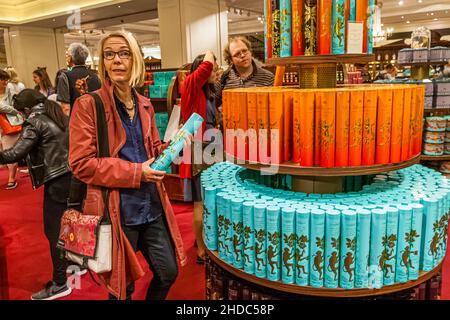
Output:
[4, 67, 20, 84]
[97, 31, 145, 88]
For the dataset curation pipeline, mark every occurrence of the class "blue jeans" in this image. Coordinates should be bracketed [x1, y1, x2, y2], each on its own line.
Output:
[109, 216, 178, 300]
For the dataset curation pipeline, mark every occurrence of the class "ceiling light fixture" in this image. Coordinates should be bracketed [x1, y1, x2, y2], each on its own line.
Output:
[398, 1, 404, 5]
[434, 18, 438, 20]
[406, 20, 410, 23]
[431, 12, 434, 16]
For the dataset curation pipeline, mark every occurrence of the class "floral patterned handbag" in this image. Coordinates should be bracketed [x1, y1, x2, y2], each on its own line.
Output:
[57, 93, 112, 274]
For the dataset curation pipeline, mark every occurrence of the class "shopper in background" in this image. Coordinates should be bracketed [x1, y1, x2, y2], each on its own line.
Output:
[180, 50, 218, 264]
[377, 63, 398, 81]
[442, 60, 450, 78]
[69, 31, 186, 300]
[0, 89, 72, 300]
[4, 67, 25, 95]
[0, 70, 20, 189]
[215, 36, 274, 126]
[32, 67, 55, 97]
[5, 67, 28, 173]
[57, 42, 101, 116]
[47, 68, 67, 106]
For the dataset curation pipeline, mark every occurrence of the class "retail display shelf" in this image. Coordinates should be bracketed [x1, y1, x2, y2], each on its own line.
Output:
[424, 108, 450, 113]
[267, 54, 375, 66]
[206, 249, 442, 298]
[421, 155, 450, 161]
[398, 61, 448, 67]
[225, 154, 421, 177]
[150, 98, 167, 102]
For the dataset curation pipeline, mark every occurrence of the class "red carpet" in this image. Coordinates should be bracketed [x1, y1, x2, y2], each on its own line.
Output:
[0, 168, 205, 300]
[1, 167, 450, 300]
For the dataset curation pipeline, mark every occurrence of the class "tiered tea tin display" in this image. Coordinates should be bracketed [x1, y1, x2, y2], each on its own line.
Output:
[202, 163, 449, 297]
[202, 1, 446, 301]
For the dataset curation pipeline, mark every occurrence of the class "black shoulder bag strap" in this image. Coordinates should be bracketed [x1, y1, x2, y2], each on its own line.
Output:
[67, 93, 111, 224]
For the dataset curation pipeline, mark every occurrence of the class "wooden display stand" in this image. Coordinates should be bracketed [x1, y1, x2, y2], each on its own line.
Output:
[269, 54, 374, 89]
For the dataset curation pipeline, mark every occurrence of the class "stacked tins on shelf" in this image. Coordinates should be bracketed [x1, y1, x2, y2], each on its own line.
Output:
[201, 162, 449, 290]
[222, 85, 424, 167]
[423, 116, 447, 156]
[265, 0, 375, 58]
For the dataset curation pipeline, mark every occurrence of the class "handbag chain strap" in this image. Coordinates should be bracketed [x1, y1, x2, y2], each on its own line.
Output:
[67, 93, 111, 224]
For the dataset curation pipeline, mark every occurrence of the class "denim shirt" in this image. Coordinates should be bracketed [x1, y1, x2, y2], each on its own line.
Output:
[115, 93, 163, 226]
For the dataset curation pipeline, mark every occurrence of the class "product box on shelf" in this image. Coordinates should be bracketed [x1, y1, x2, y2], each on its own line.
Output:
[153, 72, 166, 85]
[424, 131, 445, 144]
[149, 84, 162, 98]
[165, 71, 177, 84]
[412, 48, 429, 63]
[429, 47, 447, 62]
[425, 96, 433, 109]
[423, 143, 444, 155]
[161, 85, 169, 98]
[436, 81, 450, 96]
[398, 48, 413, 64]
[425, 116, 446, 132]
[424, 81, 434, 96]
[436, 96, 450, 109]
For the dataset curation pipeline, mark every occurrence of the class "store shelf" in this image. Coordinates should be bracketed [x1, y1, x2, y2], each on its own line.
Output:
[267, 54, 375, 66]
[398, 61, 448, 67]
[424, 108, 450, 113]
[226, 154, 421, 177]
[421, 154, 450, 161]
[150, 98, 167, 102]
[206, 249, 442, 298]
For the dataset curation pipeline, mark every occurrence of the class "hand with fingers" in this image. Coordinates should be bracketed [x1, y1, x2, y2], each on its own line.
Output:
[141, 157, 166, 182]
[75, 75, 90, 95]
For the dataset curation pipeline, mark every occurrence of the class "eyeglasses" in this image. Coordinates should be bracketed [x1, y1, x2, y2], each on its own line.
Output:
[232, 48, 249, 59]
[103, 50, 132, 60]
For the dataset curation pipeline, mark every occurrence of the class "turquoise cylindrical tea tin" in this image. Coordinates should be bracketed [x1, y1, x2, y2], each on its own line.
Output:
[266, 206, 281, 281]
[310, 209, 326, 288]
[340, 210, 357, 289]
[355, 208, 371, 288]
[295, 208, 310, 286]
[369, 209, 387, 289]
[281, 207, 296, 284]
[325, 210, 341, 289]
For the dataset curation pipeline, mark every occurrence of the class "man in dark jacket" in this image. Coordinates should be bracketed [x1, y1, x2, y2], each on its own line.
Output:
[0, 89, 72, 300]
[57, 42, 101, 115]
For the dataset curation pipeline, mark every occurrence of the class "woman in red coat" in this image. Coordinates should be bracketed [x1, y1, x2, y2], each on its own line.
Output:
[180, 51, 218, 263]
[69, 31, 186, 300]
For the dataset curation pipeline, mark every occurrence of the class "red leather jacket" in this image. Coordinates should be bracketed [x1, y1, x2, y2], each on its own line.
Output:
[69, 80, 187, 299]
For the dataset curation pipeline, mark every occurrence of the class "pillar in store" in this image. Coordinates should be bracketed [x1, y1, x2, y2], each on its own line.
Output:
[157, 0, 229, 68]
[5, 26, 65, 89]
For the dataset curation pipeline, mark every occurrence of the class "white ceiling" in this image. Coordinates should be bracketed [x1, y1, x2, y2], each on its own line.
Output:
[380, 0, 450, 33]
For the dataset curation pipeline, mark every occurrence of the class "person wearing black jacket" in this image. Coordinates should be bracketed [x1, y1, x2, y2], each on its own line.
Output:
[0, 89, 72, 300]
